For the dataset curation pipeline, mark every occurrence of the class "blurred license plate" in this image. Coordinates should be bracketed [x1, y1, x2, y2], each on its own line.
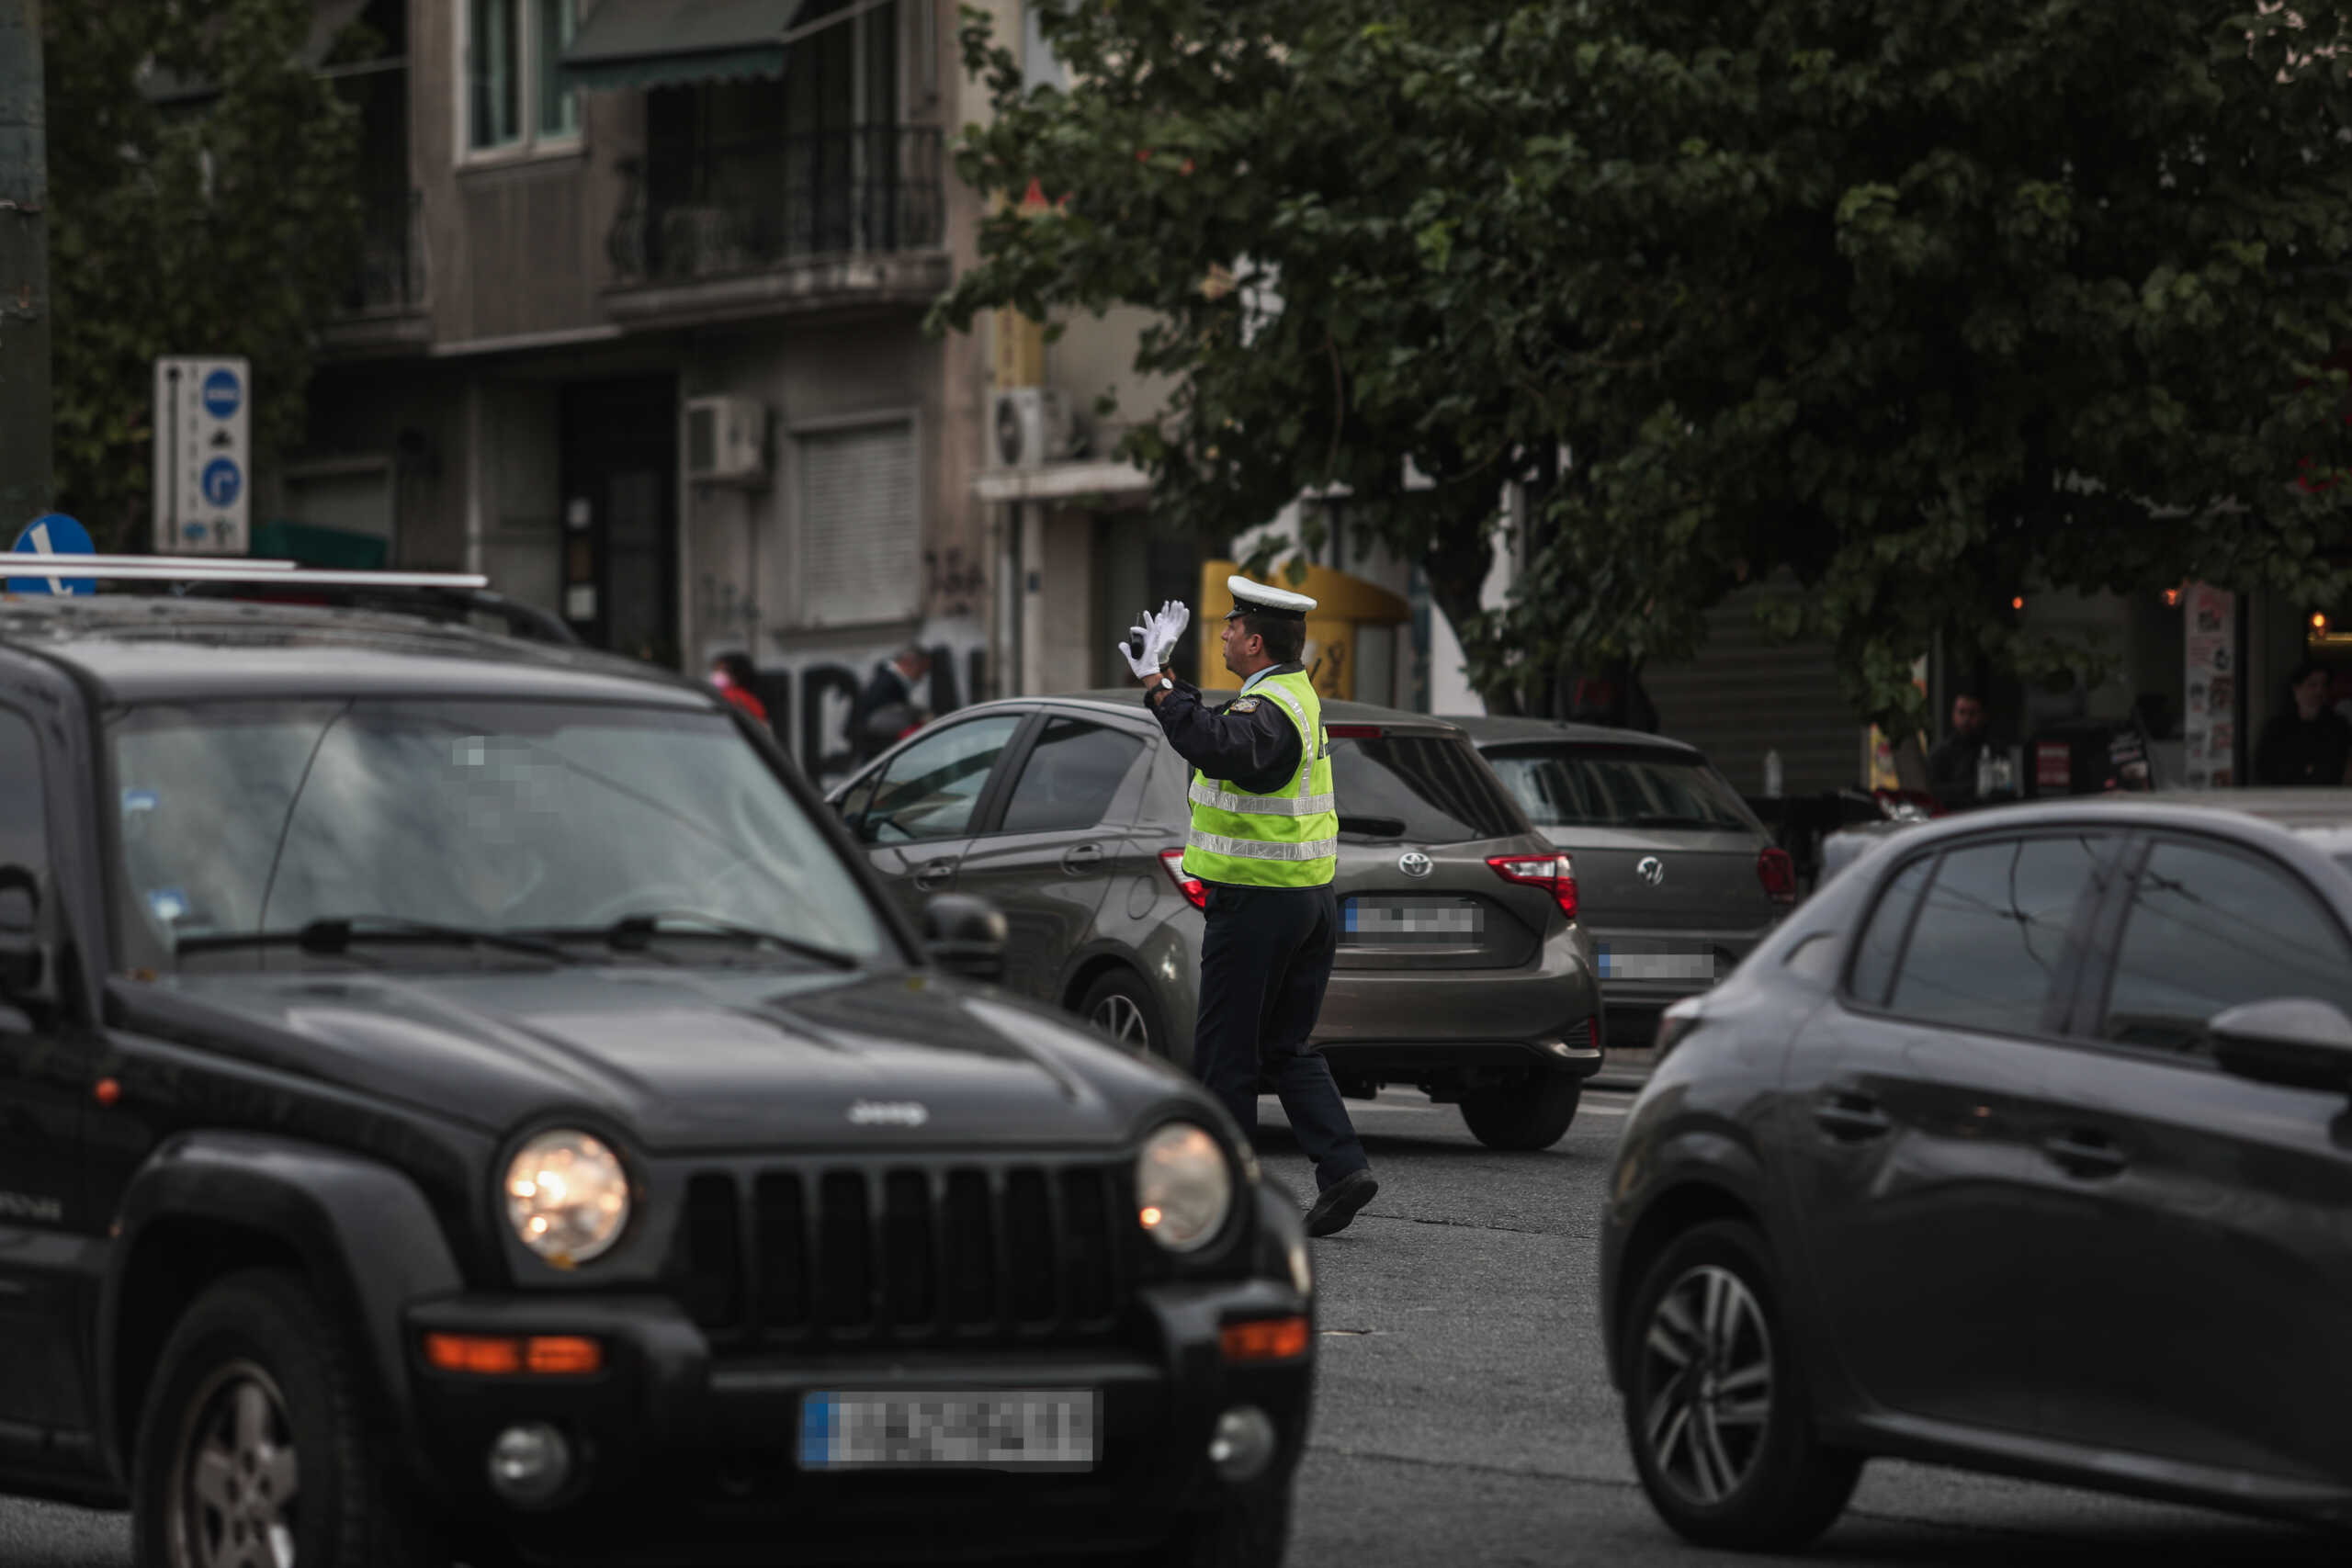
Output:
[798, 1391, 1097, 1471]
[1345, 898, 1483, 937]
[1596, 945, 1716, 981]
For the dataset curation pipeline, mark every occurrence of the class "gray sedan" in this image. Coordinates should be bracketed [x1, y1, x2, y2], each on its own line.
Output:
[1453, 717, 1794, 1042]
[826, 691, 1606, 1148]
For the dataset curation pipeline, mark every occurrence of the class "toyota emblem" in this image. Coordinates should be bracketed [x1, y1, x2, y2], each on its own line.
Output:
[1637, 855, 1666, 886]
[1398, 851, 1434, 878]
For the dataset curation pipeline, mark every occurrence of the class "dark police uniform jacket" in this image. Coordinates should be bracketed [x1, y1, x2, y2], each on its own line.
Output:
[1146, 665, 1306, 821]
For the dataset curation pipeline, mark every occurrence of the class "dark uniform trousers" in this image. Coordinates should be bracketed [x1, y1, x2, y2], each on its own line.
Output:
[1193, 881, 1370, 1192]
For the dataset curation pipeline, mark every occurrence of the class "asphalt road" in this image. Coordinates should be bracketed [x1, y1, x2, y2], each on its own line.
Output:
[6, 1085, 2343, 1566]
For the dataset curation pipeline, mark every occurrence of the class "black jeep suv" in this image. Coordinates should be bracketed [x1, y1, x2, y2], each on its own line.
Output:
[0, 594, 1312, 1567]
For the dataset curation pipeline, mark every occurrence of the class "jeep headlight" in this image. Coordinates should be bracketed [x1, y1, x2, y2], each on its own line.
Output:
[505, 1130, 630, 1266]
[1136, 1122, 1233, 1253]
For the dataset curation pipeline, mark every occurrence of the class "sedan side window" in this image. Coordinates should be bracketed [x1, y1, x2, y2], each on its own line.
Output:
[999, 718, 1146, 834]
[2102, 839, 2352, 1053]
[858, 716, 1023, 844]
[1846, 855, 1931, 1006]
[1883, 835, 2113, 1035]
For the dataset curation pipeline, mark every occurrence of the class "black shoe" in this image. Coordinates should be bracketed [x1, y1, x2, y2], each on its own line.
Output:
[1305, 1169, 1379, 1237]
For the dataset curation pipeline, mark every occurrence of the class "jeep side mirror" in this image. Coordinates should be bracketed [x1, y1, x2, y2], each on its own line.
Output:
[0, 865, 43, 998]
[2210, 998, 2352, 1094]
[922, 894, 1007, 983]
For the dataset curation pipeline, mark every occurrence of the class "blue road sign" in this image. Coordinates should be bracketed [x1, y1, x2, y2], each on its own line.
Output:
[201, 367, 242, 420]
[8, 513, 96, 596]
[200, 457, 243, 509]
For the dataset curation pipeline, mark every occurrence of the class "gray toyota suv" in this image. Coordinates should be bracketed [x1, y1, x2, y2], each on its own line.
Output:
[828, 692, 1605, 1149]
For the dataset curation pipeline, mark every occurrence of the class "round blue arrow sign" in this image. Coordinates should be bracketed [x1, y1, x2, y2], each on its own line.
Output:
[9, 513, 96, 596]
[200, 457, 243, 509]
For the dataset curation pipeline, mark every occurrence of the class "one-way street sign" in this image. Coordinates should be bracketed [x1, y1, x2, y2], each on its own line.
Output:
[153, 356, 251, 554]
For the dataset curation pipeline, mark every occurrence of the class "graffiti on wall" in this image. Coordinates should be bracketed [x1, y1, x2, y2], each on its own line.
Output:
[923, 546, 988, 620]
[719, 621, 989, 787]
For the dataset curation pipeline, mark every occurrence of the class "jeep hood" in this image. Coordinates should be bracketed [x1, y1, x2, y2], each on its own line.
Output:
[115, 966, 1200, 1150]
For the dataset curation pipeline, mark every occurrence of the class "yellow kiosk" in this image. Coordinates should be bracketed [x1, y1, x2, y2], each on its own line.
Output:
[1195, 560, 1412, 703]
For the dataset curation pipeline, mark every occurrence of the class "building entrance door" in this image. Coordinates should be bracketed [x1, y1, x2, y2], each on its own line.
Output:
[560, 377, 678, 663]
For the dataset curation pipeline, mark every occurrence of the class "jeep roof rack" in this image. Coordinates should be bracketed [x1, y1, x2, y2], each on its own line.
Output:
[0, 559, 578, 646]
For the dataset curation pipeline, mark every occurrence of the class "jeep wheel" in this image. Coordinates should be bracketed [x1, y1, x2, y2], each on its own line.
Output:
[133, 1269, 444, 1568]
[1080, 969, 1170, 1057]
[1622, 1220, 1860, 1550]
[1460, 1076, 1581, 1149]
[1156, 1485, 1289, 1567]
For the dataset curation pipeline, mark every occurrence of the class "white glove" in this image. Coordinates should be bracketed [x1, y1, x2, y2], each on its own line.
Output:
[1153, 600, 1192, 660]
[1116, 621, 1161, 679]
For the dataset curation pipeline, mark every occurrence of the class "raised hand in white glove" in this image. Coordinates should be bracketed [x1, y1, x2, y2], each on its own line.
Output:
[1154, 600, 1192, 658]
[1116, 621, 1161, 680]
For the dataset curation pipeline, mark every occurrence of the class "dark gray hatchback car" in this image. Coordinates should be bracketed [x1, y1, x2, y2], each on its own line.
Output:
[1601, 791, 2352, 1547]
[1450, 718, 1793, 1041]
[827, 692, 1605, 1149]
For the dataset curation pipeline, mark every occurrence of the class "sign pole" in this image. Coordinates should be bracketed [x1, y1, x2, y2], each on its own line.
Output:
[0, 0, 51, 524]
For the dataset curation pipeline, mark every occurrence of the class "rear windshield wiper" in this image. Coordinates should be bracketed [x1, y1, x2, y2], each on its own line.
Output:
[1338, 814, 1411, 840]
[538, 910, 862, 971]
[177, 915, 575, 963]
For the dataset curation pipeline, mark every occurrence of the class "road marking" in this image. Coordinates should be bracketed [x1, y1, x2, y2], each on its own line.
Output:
[1579, 1105, 1627, 1116]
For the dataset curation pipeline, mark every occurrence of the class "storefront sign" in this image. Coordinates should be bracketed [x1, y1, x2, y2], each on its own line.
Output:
[2181, 583, 2238, 789]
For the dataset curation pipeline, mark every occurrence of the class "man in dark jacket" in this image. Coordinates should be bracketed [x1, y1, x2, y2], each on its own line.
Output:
[848, 644, 931, 762]
[1927, 692, 1992, 811]
[2256, 660, 2351, 785]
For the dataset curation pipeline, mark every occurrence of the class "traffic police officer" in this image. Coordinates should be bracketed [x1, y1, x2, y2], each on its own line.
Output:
[1118, 579, 1379, 1237]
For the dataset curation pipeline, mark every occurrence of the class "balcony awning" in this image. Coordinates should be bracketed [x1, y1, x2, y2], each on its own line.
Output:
[561, 0, 806, 93]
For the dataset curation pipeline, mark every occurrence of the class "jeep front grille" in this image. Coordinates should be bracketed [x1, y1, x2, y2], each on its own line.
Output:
[670, 1158, 1134, 1348]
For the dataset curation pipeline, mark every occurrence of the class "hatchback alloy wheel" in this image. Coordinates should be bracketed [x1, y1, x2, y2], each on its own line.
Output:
[1635, 1263, 1773, 1506]
[168, 1360, 301, 1568]
[1092, 990, 1148, 1046]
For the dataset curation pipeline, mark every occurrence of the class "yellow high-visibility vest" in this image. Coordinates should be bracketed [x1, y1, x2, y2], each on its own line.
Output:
[1182, 669, 1338, 887]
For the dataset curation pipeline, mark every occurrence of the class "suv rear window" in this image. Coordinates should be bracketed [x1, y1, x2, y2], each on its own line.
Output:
[1328, 735, 1527, 843]
[1484, 746, 1758, 831]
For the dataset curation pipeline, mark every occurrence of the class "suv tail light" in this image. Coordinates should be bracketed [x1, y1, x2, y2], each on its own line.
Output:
[1159, 849, 1208, 911]
[1487, 852, 1577, 920]
[1758, 846, 1798, 906]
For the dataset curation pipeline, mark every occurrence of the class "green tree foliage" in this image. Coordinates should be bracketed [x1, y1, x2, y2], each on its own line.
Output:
[934, 0, 2352, 728]
[46, 0, 364, 550]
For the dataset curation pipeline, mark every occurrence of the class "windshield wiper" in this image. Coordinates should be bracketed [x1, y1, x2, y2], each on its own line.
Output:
[548, 910, 862, 971]
[178, 915, 575, 963]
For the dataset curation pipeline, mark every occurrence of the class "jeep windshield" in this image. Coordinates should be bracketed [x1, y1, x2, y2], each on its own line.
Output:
[108, 699, 897, 973]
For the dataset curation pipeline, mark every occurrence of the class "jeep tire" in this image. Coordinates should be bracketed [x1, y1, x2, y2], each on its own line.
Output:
[1460, 1076, 1581, 1149]
[132, 1268, 444, 1568]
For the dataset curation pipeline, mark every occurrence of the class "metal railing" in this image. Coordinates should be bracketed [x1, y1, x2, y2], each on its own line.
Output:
[341, 187, 426, 313]
[608, 125, 944, 285]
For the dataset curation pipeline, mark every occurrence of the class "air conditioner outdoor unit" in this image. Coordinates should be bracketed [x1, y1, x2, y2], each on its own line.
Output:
[990, 387, 1076, 470]
[685, 395, 769, 485]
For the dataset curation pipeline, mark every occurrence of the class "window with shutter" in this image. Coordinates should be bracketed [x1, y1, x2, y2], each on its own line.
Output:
[797, 421, 919, 626]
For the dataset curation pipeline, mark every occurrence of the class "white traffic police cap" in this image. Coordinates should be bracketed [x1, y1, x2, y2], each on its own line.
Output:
[1225, 575, 1317, 620]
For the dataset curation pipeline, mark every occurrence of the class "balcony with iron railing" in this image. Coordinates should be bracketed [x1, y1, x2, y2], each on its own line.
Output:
[604, 124, 949, 326]
[322, 187, 431, 356]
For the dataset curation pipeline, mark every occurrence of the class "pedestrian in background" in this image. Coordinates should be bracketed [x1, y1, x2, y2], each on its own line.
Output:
[1120, 579, 1380, 1238]
[707, 651, 769, 726]
[851, 643, 932, 762]
[1927, 692, 1993, 811]
[2256, 660, 2352, 785]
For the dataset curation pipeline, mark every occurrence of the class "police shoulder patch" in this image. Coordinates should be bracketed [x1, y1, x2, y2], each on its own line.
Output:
[1230, 696, 1261, 713]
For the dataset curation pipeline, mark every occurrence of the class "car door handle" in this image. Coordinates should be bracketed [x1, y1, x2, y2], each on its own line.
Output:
[1813, 1091, 1892, 1142]
[1060, 842, 1103, 874]
[2043, 1130, 2129, 1179]
[912, 858, 956, 893]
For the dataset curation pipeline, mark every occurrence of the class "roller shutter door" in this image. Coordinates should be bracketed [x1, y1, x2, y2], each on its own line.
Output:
[798, 422, 919, 627]
[1644, 582, 1866, 796]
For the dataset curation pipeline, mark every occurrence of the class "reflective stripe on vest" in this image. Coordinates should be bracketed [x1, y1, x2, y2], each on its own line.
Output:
[1188, 779, 1338, 817]
[1183, 829, 1341, 862]
[1182, 669, 1339, 888]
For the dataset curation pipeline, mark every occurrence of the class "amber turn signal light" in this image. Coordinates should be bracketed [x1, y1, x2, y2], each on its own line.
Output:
[1219, 1315, 1311, 1363]
[424, 1333, 603, 1377]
